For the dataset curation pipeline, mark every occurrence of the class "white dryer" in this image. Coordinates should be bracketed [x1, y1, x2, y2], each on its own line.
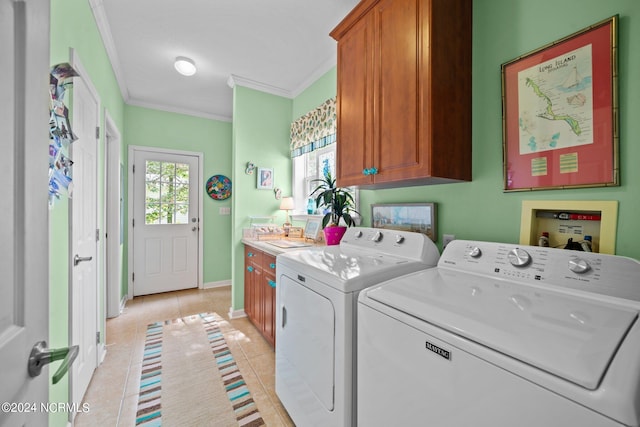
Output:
[358, 240, 640, 427]
[275, 227, 440, 427]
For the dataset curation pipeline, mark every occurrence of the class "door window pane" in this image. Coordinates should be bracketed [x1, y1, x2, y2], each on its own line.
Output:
[145, 160, 190, 224]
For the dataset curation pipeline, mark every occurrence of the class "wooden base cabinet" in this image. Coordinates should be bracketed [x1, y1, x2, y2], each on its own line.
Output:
[243, 245, 276, 346]
[331, 0, 472, 189]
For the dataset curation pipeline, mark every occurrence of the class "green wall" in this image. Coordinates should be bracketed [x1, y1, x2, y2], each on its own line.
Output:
[295, 0, 640, 261]
[292, 68, 337, 120]
[45, 0, 640, 424]
[49, 0, 125, 425]
[231, 86, 293, 311]
[123, 105, 233, 285]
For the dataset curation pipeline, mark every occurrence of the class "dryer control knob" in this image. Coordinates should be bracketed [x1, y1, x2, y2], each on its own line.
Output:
[468, 247, 482, 258]
[569, 258, 591, 274]
[372, 231, 383, 242]
[507, 248, 531, 267]
[395, 235, 405, 244]
[354, 230, 363, 238]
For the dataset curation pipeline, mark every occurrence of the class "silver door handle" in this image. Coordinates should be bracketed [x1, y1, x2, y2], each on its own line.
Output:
[28, 341, 79, 384]
[192, 226, 197, 231]
[73, 254, 92, 266]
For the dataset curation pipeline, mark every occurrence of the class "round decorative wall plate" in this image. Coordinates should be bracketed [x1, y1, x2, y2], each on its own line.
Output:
[206, 174, 232, 200]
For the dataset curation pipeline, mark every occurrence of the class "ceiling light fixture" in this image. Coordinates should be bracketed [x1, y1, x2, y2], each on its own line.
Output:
[174, 56, 197, 76]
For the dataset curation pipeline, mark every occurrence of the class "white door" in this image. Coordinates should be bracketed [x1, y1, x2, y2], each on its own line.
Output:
[69, 55, 100, 407]
[132, 149, 200, 296]
[0, 0, 50, 426]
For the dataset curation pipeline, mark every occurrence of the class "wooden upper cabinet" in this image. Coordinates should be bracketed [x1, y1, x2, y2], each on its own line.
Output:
[331, 0, 472, 189]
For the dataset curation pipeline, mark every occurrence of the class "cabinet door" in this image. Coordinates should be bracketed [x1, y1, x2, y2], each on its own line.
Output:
[336, 14, 374, 187]
[263, 254, 277, 346]
[373, 0, 424, 184]
[263, 272, 276, 346]
[253, 266, 263, 327]
[244, 246, 255, 320]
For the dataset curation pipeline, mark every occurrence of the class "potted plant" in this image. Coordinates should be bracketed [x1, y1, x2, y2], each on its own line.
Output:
[310, 171, 358, 245]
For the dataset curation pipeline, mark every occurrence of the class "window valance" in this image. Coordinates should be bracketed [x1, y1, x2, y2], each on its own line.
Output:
[290, 97, 336, 158]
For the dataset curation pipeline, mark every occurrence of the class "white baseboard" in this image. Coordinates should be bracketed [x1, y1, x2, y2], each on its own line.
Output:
[98, 343, 106, 364]
[203, 280, 231, 289]
[228, 307, 246, 319]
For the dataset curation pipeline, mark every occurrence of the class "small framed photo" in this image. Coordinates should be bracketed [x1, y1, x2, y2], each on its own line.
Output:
[303, 217, 322, 241]
[257, 167, 274, 190]
[371, 202, 437, 241]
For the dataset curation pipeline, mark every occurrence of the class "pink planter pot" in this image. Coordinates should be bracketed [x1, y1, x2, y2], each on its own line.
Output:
[323, 225, 347, 246]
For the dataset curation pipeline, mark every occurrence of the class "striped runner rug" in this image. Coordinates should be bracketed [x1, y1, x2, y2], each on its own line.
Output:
[135, 313, 265, 426]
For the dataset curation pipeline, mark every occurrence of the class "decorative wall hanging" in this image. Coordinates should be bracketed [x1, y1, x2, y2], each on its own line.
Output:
[48, 62, 80, 206]
[371, 203, 437, 242]
[273, 188, 282, 200]
[501, 16, 618, 191]
[206, 174, 232, 200]
[257, 168, 274, 190]
[245, 161, 256, 175]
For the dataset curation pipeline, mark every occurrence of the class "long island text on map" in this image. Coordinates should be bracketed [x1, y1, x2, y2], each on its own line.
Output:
[517, 44, 594, 154]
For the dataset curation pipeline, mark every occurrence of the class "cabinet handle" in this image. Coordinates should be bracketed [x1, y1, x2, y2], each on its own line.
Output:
[362, 167, 379, 176]
[268, 280, 276, 288]
[270, 263, 276, 269]
[247, 266, 254, 272]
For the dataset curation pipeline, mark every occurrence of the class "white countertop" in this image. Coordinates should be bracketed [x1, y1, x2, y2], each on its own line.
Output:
[242, 238, 325, 256]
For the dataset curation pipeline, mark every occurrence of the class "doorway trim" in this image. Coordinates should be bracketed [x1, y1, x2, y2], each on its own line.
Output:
[104, 110, 123, 318]
[127, 145, 204, 300]
[68, 48, 103, 414]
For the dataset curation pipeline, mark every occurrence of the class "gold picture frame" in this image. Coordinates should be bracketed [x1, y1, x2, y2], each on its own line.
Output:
[501, 16, 619, 191]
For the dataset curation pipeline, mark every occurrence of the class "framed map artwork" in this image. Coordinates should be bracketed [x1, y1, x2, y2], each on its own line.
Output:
[501, 16, 619, 191]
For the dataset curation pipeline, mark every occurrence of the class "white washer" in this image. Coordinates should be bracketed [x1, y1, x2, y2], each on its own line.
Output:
[275, 227, 440, 427]
[358, 240, 640, 427]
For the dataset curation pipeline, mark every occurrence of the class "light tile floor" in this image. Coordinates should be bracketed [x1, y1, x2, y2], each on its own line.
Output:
[74, 286, 295, 426]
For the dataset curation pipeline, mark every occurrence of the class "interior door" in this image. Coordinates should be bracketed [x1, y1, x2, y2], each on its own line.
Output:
[132, 149, 200, 296]
[0, 0, 50, 425]
[70, 55, 100, 408]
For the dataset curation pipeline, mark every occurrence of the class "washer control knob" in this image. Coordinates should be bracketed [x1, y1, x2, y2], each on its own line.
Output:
[395, 235, 405, 244]
[468, 247, 482, 258]
[354, 230, 363, 238]
[569, 258, 591, 274]
[372, 231, 383, 242]
[507, 248, 531, 267]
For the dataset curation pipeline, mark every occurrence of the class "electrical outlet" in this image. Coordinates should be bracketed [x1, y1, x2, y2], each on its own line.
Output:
[443, 234, 455, 249]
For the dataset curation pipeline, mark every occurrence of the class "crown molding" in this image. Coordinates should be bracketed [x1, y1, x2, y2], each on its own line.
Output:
[88, 0, 130, 102]
[126, 98, 232, 122]
[290, 52, 337, 98]
[227, 74, 294, 99]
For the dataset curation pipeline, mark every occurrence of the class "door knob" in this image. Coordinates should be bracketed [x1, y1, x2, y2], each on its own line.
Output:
[73, 254, 92, 266]
[28, 341, 79, 384]
[192, 226, 197, 231]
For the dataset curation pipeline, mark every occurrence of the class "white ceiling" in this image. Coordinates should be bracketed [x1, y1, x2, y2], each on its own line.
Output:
[90, 0, 359, 122]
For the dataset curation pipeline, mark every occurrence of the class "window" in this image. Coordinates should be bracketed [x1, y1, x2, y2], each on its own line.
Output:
[144, 160, 190, 224]
[292, 144, 358, 218]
